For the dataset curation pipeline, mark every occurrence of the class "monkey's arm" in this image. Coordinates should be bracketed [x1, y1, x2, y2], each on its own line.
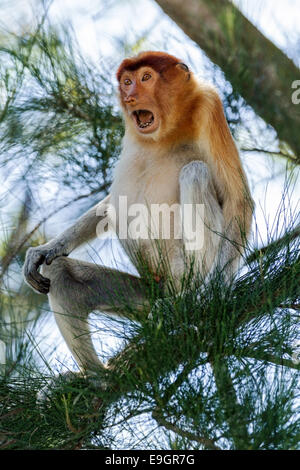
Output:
[217, 190, 253, 281]
[179, 90, 253, 283]
[23, 194, 110, 294]
[207, 91, 254, 279]
[179, 159, 252, 284]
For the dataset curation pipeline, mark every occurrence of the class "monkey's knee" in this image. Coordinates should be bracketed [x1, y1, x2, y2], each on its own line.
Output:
[180, 161, 210, 190]
[42, 257, 103, 313]
[41, 257, 74, 303]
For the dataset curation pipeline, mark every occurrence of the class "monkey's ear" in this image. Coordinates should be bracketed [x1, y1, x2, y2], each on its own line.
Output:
[176, 62, 191, 80]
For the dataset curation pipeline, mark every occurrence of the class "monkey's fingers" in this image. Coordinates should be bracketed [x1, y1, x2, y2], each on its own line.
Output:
[24, 251, 50, 294]
[26, 270, 50, 294]
[43, 243, 69, 265]
[45, 251, 66, 265]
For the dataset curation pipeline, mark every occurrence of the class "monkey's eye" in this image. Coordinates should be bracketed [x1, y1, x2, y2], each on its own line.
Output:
[142, 73, 151, 82]
[124, 78, 132, 86]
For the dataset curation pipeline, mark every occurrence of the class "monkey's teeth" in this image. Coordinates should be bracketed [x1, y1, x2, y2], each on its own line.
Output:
[134, 110, 154, 129]
[138, 117, 154, 128]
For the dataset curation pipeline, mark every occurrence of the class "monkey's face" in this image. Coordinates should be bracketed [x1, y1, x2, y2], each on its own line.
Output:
[117, 52, 196, 143]
[119, 66, 161, 136]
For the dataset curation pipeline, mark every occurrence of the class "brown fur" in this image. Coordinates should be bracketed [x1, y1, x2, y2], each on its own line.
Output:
[23, 51, 254, 378]
[118, 51, 204, 146]
[116, 51, 181, 81]
[115, 51, 253, 276]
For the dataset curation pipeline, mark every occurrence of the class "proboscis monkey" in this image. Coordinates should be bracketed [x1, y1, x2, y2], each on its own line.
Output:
[23, 51, 253, 377]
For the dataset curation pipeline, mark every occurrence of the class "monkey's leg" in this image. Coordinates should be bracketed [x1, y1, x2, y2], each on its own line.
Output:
[179, 161, 225, 280]
[41, 257, 148, 375]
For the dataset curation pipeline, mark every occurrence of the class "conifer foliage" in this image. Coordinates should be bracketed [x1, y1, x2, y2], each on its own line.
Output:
[0, 15, 299, 450]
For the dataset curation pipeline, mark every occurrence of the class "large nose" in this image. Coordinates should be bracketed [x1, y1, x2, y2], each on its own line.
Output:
[124, 95, 137, 105]
[124, 83, 138, 105]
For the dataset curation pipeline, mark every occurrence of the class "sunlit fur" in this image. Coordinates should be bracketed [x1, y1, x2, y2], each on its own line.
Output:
[115, 51, 253, 280]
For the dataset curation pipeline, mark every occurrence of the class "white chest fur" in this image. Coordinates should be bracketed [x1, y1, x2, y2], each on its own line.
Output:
[108, 136, 206, 278]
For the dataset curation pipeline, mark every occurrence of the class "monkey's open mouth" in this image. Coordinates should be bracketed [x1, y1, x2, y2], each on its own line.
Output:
[132, 109, 157, 133]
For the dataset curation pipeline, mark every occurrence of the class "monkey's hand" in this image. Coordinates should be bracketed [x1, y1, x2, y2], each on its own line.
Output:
[23, 241, 67, 294]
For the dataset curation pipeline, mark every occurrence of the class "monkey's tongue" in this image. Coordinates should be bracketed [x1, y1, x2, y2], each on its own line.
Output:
[137, 110, 153, 124]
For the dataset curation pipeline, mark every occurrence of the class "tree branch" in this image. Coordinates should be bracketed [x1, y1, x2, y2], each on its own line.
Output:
[152, 409, 221, 450]
[155, 0, 300, 160]
[210, 359, 250, 449]
[239, 349, 300, 371]
[241, 147, 298, 163]
[0, 186, 108, 283]
[246, 225, 300, 264]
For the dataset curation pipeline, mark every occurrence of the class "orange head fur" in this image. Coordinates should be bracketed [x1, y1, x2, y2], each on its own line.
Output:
[117, 51, 203, 146]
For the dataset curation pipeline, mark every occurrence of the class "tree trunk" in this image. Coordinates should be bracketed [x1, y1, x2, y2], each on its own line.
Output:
[155, 0, 300, 160]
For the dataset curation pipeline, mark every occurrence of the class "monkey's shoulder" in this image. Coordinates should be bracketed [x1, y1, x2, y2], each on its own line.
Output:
[110, 141, 210, 205]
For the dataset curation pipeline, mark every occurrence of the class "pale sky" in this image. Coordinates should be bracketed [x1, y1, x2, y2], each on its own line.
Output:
[1, 0, 299, 257]
[1, 0, 299, 64]
[47, 0, 300, 65]
[234, 0, 300, 64]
